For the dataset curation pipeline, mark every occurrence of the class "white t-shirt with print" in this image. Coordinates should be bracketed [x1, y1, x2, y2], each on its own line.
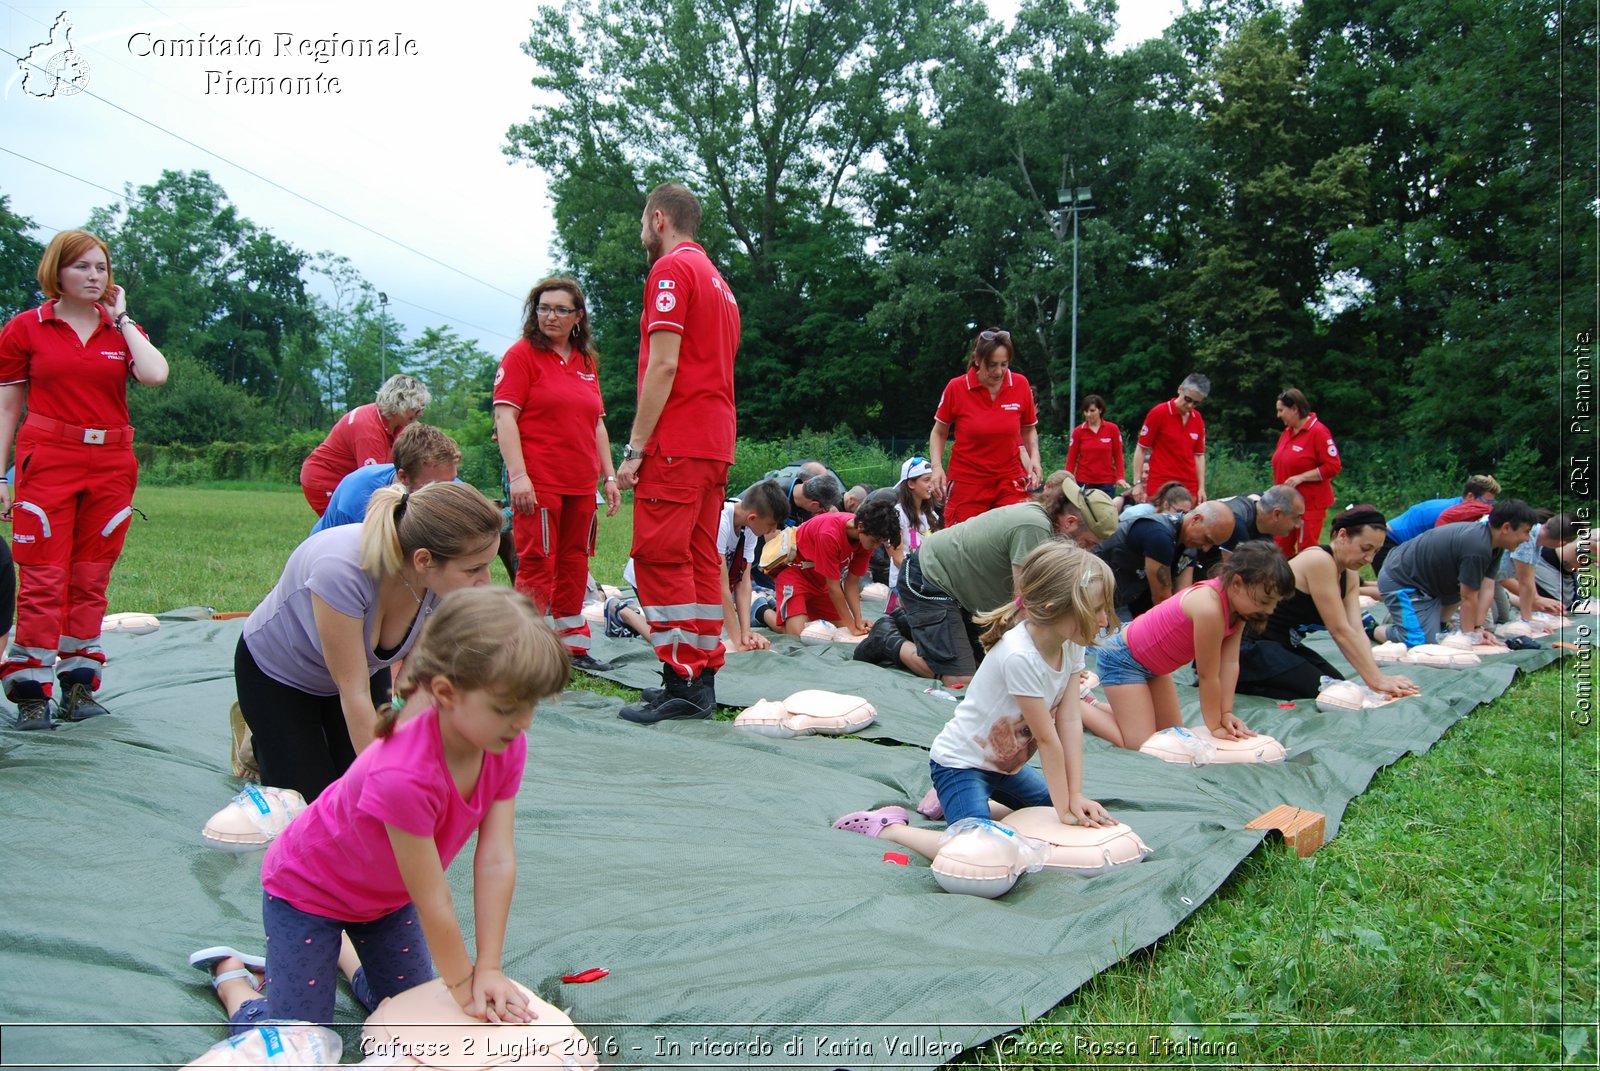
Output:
[929, 623, 1084, 774]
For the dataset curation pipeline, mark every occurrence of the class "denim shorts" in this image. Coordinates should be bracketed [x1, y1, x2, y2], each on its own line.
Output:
[1092, 630, 1156, 686]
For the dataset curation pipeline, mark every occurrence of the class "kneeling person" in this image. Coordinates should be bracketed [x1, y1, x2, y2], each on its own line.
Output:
[756, 498, 900, 637]
[1235, 507, 1420, 700]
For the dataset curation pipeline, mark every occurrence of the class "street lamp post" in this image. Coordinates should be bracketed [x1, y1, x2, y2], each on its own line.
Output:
[1055, 186, 1093, 422]
[378, 291, 389, 383]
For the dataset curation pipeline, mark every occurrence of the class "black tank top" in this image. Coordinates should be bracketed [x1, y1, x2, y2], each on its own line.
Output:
[1261, 545, 1348, 645]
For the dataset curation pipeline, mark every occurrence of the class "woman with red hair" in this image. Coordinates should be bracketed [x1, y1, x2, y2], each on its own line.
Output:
[0, 230, 169, 729]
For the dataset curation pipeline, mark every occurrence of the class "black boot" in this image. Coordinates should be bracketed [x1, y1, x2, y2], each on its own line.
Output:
[640, 663, 719, 707]
[14, 695, 55, 731]
[620, 667, 715, 724]
[58, 681, 110, 721]
[852, 617, 905, 670]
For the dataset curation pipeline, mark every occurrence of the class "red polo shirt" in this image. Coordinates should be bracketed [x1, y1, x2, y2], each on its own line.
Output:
[1271, 412, 1341, 510]
[1066, 419, 1125, 484]
[1137, 399, 1205, 496]
[934, 367, 1037, 482]
[638, 241, 739, 463]
[494, 339, 605, 496]
[797, 510, 872, 581]
[300, 403, 398, 498]
[0, 301, 136, 426]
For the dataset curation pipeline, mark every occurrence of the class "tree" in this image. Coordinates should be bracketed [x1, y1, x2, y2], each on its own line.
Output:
[1294, 0, 1586, 470]
[405, 326, 496, 427]
[87, 170, 319, 423]
[506, 0, 977, 433]
[1171, 12, 1367, 437]
[0, 193, 44, 319]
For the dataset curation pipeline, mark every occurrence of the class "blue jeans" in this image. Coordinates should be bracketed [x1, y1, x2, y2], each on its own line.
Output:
[930, 760, 1051, 825]
[229, 893, 434, 1032]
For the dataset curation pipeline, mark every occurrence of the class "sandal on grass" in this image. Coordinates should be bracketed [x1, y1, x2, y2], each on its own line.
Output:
[832, 806, 909, 837]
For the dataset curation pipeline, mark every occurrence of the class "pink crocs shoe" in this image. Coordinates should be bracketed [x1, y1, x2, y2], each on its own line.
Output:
[832, 806, 910, 837]
[916, 787, 944, 820]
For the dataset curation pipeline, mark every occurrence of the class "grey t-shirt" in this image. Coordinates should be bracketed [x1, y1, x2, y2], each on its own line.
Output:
[1377, 520, 1500, 599]
[917, 502, 1055, 613]
[243, 524, 437, 694]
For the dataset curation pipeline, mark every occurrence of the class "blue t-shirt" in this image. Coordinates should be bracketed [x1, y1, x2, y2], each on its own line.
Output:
[1388, 497, 1455, 544]
[311, 464, 397, 534]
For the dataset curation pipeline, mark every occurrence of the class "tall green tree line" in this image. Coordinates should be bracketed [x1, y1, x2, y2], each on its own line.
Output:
[507, 0, 1592, 484]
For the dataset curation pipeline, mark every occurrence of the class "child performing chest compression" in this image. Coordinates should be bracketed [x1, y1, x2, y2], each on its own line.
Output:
[832, 542, 1117, 857]
[1090, 540, 1294, 749]
[194, 587, 568, 1028]
[756, 498, 901, 637]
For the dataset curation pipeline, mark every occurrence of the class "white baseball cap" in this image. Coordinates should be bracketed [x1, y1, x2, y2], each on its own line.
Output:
[899, 456, 933, 484]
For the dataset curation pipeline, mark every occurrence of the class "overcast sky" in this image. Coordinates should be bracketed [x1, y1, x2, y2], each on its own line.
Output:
[0, 0, 1180, 361]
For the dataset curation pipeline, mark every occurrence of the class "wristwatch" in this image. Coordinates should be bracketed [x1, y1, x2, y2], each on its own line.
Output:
[621, 444, 641, 461]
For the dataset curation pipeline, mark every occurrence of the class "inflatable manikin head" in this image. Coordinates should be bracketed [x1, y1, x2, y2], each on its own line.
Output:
[861, 582, 892, 602]
[930, 819, 1052, 898]
[201, 785, 308, 852]
[1000, 808, 1153, 874]
[733, 691, 877, 738]
[1496, 619, 1553, 639]
[361, 978, 598, 1070]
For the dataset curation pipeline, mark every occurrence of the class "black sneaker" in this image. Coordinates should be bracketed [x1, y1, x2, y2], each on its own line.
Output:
[852, 617, 904, 670]
[620, 670, 714, 723]
[15, 697, 55, 731]
[569, 653, 614, 674]
[59, 683, 110, 721]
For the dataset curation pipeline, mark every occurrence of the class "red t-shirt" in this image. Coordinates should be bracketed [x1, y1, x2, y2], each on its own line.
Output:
[300, 403, 399, 498]
[0, 302, 137, 427]
[1065, 420, 1125, 484]
[1137, 399, 1205, 495]
[638, 242, 739, 462]
[934, 367, 1038, 482]
[1271, 413, 1341, 510]
[1435, 500, 1493, 527]
[493, 338, 605, 495]
[797, 510, 872, 582]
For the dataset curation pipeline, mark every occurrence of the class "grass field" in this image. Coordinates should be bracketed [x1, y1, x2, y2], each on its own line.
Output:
[107, 486, 1598, 1067]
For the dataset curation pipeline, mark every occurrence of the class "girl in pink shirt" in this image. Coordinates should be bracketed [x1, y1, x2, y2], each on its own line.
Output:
[193, 587, 568, 1029]
[1090, 541, 1294, 749]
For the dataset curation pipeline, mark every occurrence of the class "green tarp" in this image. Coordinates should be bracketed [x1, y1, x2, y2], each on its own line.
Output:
[0, 617, 1572, 1069]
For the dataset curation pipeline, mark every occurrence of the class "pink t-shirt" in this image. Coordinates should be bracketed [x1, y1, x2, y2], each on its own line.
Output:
[261, 706, 526, 922]
[1124, 578, 1238, 675]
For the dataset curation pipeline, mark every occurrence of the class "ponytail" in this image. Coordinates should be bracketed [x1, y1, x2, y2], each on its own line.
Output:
[358, 481, 501, 580]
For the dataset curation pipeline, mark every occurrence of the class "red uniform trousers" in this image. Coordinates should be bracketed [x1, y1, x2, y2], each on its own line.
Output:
[511, 491, 597, 656]
[2, 425, 138, 699]
[1276, 508, 1326, 559]
[630, 455, 728, 681]
[943, 475, 1031, 526]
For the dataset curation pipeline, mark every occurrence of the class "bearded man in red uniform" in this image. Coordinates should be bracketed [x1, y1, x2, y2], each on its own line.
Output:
[616, 184, 741, 723]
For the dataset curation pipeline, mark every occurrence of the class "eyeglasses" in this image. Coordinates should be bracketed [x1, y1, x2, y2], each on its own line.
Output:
[979, 329, 1012, 344]
[536, 304, 578, 317]
[1178, 393, 1205, 406]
